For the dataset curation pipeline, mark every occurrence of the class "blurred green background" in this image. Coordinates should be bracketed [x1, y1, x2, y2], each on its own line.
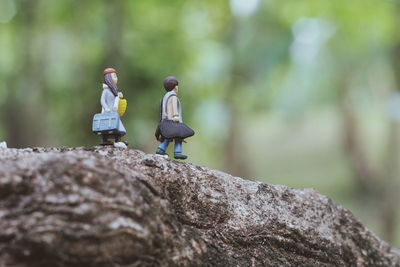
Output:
[0, 0, 399, 246]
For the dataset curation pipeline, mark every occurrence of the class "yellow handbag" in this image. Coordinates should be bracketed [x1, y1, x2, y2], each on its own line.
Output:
[118, 98, 127, 117]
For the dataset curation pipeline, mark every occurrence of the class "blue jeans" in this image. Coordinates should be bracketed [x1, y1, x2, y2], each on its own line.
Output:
[158, 140, 182, 153]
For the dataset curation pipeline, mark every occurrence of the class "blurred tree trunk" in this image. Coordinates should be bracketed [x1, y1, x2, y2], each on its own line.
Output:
[376, 7, 400, 242]
[224, 101, 251, 178]
[223, 20, 251, 178]
[339, 75, 379, 194]
[74, 0, 125, 146]
[380, 42, 400, 243]
[3, 0, 47, 147]
[339, 54, 400, 244]
[102, 0, 124, 68]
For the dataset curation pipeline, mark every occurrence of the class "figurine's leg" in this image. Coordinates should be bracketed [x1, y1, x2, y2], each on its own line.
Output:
[118, 120, 126, 135]
[156, 140, 169, 155]
[101, 134, 113, 146]
[173, 140, 187, 160]
[115, 133, 128, 146]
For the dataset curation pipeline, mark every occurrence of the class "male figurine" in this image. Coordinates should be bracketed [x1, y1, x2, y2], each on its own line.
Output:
[155, 76, 194, 159]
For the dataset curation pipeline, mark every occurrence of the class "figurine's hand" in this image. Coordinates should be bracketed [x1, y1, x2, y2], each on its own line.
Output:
[118, 92, 123, 98]
[173, 116, 180, 122]
[105, 108, 111, 112]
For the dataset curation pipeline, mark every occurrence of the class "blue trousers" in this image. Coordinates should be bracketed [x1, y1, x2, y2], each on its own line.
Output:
[158, 140, 182, 153]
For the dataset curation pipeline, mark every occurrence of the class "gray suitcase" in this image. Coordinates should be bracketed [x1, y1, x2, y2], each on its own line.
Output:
[92, 112, 120, 135]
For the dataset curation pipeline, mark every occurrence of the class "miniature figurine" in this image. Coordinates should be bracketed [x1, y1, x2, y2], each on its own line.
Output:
[92, 68, 128, 147]
[155, 76, 194, 159]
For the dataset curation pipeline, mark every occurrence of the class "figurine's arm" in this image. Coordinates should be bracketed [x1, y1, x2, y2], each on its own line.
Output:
[100, 90, 110, 112]
[113, 95, 119, 112]
[171, 96, 180, 122]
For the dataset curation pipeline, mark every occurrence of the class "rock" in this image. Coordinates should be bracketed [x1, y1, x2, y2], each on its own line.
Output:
[0, 147, 399, 266]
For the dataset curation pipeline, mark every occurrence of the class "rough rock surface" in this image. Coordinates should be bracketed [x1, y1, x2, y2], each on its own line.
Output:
[0, 147, 399, 267]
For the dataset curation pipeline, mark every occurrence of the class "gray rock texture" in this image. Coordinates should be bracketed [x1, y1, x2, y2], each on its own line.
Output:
[0, 147, 399, 266]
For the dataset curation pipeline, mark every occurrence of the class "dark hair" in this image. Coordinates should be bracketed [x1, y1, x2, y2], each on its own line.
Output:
[104, 73, 119, 96]
[163, 76, 179, 91]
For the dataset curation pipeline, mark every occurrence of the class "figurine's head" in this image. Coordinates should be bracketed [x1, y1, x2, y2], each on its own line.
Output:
[163, 76, 179, 92]
[103, 68, 119, 96]
[104, 68, 118, 84]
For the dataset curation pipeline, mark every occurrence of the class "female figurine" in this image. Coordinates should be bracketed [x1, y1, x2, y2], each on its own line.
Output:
[100, 68, 127, 146]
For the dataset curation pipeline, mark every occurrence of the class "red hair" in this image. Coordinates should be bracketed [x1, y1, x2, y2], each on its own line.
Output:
[103, 68, 116, 75]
